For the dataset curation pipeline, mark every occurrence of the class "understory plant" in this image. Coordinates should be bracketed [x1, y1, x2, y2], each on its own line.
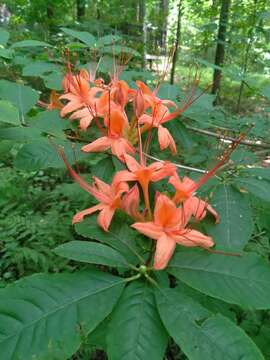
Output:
[1, 40, 270, 360]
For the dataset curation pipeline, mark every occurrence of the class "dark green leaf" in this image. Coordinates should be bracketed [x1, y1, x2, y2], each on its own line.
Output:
[156, 286, 264, 360]
[54, 241, 129, 268]
[0, 80, 39, 114]
[107, 281, 168, 360]
[11, 40, 52, 48]
[0, 100, 20, 125]
[14, 139, 87, 170]
[206, 184, 253, 250]
[235, 177, 270, 203]
[168, 249, 270, 309]
[0, 29, 9, 46]
[61, 28, 96, 47]
[0, 270, 125, 360]
[75, 215, 143, 265]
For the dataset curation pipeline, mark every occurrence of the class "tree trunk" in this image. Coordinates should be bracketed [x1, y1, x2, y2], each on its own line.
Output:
[170, 0, 183, 85]
[236, 0, 258, 112]
[211, 0, 231, 100]
[159, 0, 169, 54]
[77, 0, 86, 21]
[139, 0, 147, 68]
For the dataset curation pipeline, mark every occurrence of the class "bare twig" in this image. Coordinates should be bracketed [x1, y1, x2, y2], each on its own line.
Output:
[143, 153, 207, 174]
[186, 125, 270, 148]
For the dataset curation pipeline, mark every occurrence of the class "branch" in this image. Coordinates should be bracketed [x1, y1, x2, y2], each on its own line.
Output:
[186, 125, 270, 149]
[143, 153, 207, 174]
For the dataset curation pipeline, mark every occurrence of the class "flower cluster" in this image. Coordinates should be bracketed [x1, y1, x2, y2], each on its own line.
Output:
[57, 68, 222, 270]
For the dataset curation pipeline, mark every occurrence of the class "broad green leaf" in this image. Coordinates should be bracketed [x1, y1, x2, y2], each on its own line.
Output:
[0, 100, 20, 125]
[0, 29, 9, 46]
[156, 286, 264, 360]
[42, 71, 63, 90]
[75, 215, 144, 265]
[0, 80, 39, 114]
[29, 110, 68, 138]
[0, 127, 42, 141]
[0, 269, 125, 360]
[54, 241, 130, 268]
[240, 167, 270, 180]
[97, 34, 122, 47]
[0, 48, 14, 59]
[11, 40, 52, 48]
[14, 139, 87, 170]
[61, 27, 95, 47]
[107, 281, 168, 360]
[206, 184, 253, 250]
[92, 156, 115, 183]
[168, 250, 270, 309]
[22, 61, 59, 77]
[235, 177, 270, 203]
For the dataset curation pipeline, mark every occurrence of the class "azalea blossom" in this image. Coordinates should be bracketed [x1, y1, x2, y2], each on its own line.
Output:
[60, 151, 128, 231]
[132, 194, 214, 270]
[169, 174, 219, 223]
[139, 103, 177, 154]
[114, 154, 176, 213]
[81, 108, 135, 162]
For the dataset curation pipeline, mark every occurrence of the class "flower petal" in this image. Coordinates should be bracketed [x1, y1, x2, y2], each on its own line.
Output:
[154, 233, 176, 270]
[97, 206, 115, 231]
[81, 137, 111, 153]
[154, 194, 181, 229]
[173, 229, 214, 248]
[72, 204, 103, 224]
[158, 125, 177, 154]
[131, 222, 163, 241]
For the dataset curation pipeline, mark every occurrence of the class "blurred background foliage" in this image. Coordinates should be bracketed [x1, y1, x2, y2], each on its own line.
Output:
[0, 0, 270, 359]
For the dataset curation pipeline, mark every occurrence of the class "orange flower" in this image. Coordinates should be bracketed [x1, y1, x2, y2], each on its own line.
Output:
[132, 194, 214, 270]
[136, 81, 177, 110]
[169, 174, 219, 223]
[139, 103, 177, 154]
[114, 154, 176, 214]
[60, 151, 128, 231]
[121, 184, 144, 221]
[81, 108, 135, 162]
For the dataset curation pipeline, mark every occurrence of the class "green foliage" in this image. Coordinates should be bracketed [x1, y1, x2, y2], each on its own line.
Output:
[0, 270, 124, 360]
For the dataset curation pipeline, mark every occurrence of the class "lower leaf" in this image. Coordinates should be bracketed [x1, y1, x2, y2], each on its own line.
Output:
[0, 270, 125, 360]
[156, 286, 264, 360]
[107, 281, 168, 360]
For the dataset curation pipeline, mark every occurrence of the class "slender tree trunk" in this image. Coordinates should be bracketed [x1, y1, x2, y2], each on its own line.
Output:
[159, 0, 169, 54]
[211, 0, 231, 101]
[236, 0, 258, 112]
[139, 0, 147, 68]
[170, 0, 183, 85]
[77, 0, 86, 21]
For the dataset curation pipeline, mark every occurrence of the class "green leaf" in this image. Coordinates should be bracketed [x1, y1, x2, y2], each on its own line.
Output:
[97, 34, 122, 47]
[42, 71, 63, 90]
[14, 139, 87, 170]
[0, 48, 14, 59]
[29, 110, 68, 139]
[235, 177, 270, 203]
[107, 281, 168, 360]
[168, 250, 270, 309]
[61, 27, 96, 47]
[54, 241, 130, 268]
[0, 100, 20, 125]
[75, 215, 143, 265]
[0, 127, 42, 141]
[91, 156, 115, 183]
[22, 61, 59, 77]
[0, 29, 9, 46]
[156, 286, 264, 360]
[0, 269, 125, 360]
[240, 167, 270, 180]
[11, 40, 52, 48]
[0, 80, 39, 114]
[206, 184, 253, 250]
